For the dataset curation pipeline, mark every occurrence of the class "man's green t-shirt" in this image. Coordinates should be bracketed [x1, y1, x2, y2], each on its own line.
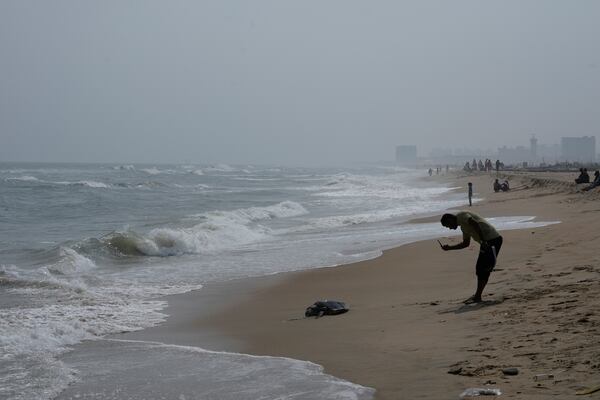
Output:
[456, 211, 500, 244]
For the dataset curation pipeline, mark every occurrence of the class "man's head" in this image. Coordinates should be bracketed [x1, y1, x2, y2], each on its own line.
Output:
[441, 213, 458, 229]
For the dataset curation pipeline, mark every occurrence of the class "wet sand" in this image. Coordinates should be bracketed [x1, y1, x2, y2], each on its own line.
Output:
[125, 170, 600, 399]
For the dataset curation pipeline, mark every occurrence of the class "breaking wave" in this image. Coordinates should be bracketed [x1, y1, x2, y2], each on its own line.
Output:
[5, 176, 111, 188]
[56, 180, 110, 188]
[318, 173, 453, 200]
[140, 167, 162, 175]
[102, 201, 308, 257]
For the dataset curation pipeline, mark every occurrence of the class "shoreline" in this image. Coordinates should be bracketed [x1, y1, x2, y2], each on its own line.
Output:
[121, 171, 600, 399]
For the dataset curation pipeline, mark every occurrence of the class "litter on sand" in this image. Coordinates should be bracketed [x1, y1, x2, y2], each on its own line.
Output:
[459, 387, 502, 398]
[304, 300, 349, 318]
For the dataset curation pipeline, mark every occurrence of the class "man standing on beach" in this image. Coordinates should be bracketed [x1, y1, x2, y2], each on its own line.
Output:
[467, 182, 473, 206]
[439, 211, 503, 304]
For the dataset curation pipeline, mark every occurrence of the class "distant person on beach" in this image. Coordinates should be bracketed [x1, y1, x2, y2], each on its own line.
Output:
[495, 160, 500, 174]
[582, 170, 600, 191]
[468, 182, 473, 206]
[575, 168, 590, 184]
[500, 180, 510, 192]
[485, 159, 492, 173]
[428, 168, 433, 176]
[493, 179, 501, 192]
[439, 211, 503, 304]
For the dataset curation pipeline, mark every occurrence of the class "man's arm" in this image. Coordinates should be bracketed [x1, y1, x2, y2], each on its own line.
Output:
[442, 235, 470, 251]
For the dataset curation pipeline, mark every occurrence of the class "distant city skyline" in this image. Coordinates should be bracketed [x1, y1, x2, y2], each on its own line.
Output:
[417, 134, 596, 165]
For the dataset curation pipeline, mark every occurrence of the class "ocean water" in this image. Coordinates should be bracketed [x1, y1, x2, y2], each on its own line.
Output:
[0, 163, 553, 399]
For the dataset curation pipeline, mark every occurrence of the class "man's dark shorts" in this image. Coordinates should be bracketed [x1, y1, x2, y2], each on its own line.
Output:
[476, 236, 503, 279]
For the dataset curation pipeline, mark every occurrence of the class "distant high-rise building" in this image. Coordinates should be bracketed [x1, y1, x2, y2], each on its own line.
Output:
[561, 136, 596, 163]
[395, 145, 417, 166]
[530, 135, 538, 160]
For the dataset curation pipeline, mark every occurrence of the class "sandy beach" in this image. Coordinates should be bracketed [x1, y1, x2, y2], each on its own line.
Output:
[124, 170, 600, 399]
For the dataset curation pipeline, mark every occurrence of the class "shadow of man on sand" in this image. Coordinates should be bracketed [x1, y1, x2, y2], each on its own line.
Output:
[453, 299, 505, 314]
[435, 298, 506, 315]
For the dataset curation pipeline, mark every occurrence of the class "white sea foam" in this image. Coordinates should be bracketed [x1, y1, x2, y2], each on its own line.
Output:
[47, 247, 97, 275]
[172, 183, 211, 189]
[6, 177, 111, 188]
[0, 354, 77, 400]
[77, 180, 110, 188]
[54, 180, 110, 188]
[187, 200, 308, 222]
[0, 298, 169, 400]
[487, 216, 560, 230]
[317, 173, 454, 200]
[141, 167, 162, 175]
[295, 200, 464, 231]
[232, 176, 283, 181]
[6, 175, 39, 182]
[1, 249, 96, 294]
[0, 268, 199, 357]
[0, 252, 204, 400]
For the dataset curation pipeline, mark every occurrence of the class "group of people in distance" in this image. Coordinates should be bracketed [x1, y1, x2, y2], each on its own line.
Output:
[428, 165, 450, 176]
[575, 168, 600, 191]
[463, 159, 503, 173]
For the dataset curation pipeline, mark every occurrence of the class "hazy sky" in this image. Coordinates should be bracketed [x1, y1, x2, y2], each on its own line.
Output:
[1, 1, 599, 165]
